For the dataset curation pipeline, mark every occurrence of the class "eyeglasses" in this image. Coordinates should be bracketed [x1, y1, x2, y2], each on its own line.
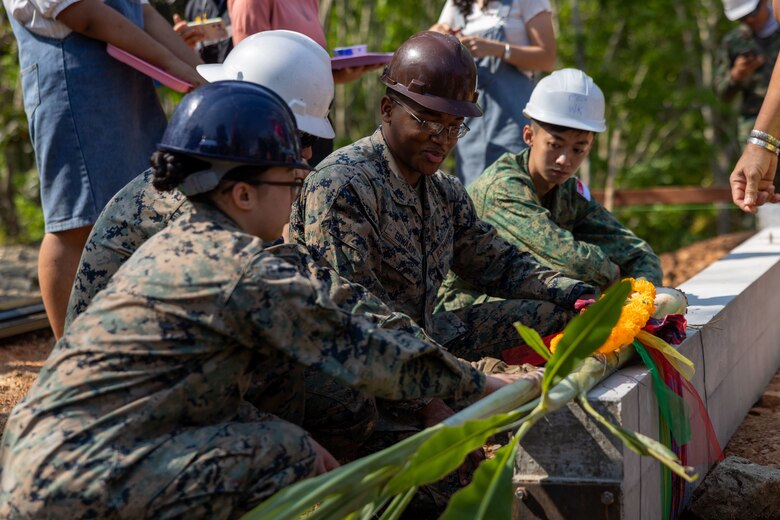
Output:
[254, 179, 305, 199]
[299, 132, 319, 149]
[392, 99, 470, 140]
[222, 178, 304, 199]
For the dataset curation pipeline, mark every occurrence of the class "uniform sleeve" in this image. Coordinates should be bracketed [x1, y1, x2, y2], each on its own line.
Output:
[227, 251, 486, 408]
[479, 175, 621, 288]
[571, 200, 663, 286]
[447, 180, 594, 307]
[293, 166, 394, 306]
[228, 0, 272, 45]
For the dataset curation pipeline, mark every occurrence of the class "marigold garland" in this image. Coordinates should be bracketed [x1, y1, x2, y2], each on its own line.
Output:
[550, 278, 656, 355]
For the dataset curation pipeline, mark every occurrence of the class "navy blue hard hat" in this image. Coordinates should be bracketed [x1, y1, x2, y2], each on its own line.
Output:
[158, 80, 310, 171]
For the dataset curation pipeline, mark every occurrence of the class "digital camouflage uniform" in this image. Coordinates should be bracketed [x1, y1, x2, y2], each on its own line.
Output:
[438, 149, 662, 308]
[0, 202, 485, 519]
[59, 167, 426, 461]
[289, 128, 595, 361]
[64, 169, 190, 329]
[714, 23, 780, 138]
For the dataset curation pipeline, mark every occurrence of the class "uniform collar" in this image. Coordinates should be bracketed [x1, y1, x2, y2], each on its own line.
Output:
[371, 127, 427, 210]
[188, 199, 247, 234]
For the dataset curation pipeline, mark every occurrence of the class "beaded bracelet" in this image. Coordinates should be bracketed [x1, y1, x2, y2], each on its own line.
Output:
[747, 136, 780, 156]
[749, 129, 780, 148]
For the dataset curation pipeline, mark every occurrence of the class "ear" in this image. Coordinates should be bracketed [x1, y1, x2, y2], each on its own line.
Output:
[229, 182, 255, 211]
[380, 96, 394, 124]
[523, 124, 534, 147]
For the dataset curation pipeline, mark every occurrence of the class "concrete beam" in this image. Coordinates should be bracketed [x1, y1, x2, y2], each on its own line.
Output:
[513, 228, 780, 519]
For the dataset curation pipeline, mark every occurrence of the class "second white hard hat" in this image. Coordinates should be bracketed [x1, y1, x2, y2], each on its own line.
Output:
[523, 68, 606, 133]
[721, 0, 761, 21]
[198, 30, 335, 139]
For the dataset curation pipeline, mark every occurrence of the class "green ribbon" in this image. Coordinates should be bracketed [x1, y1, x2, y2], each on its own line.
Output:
[633, 340, 691, 444]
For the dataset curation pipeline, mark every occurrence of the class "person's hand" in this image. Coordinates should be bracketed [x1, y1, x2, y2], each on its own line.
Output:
[430, 22, 454, 34]
[332, 63, 385, 84]
[459, 35, 502, 59]
[730, 53, 765, 83]
[172, 14, 205, 49]
[482, 373, 523, 396]
[730, 142, 780, 212]
[417, 398, 484, 485]
[311, 437, 340, 474]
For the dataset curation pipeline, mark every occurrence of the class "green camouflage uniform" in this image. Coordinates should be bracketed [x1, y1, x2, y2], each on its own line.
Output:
[438, 150, 662, 309]
[289, 128, 595, 360]
[64, 169, 190, 329]
[0, 201, 485, 519]
[714, 23, 780, 138]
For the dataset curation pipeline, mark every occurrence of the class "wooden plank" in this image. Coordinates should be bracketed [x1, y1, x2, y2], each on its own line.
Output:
[591, 187, 732, 207]
[0, 313, 49, 340]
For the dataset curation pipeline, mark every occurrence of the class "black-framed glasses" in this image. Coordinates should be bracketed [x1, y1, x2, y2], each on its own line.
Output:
[299, 132, 319, 149]
[221, 178, 304, 198]
[392, 99, 470, 139]
[254, 179, 305, 199]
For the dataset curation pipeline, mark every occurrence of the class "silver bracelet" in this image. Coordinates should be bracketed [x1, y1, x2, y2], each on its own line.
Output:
[503, 43, 511, 61]
[746, 136, 780, 156]
[749, 129, 780, 148]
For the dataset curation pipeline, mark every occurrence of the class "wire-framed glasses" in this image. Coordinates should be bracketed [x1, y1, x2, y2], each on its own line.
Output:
[392, 99, 470, 139]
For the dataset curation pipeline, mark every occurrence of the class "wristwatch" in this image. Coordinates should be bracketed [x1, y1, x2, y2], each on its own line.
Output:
[503, 43, 511, 61]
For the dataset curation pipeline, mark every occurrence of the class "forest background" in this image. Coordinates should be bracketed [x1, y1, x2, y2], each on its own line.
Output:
[0, 0, 758, 253]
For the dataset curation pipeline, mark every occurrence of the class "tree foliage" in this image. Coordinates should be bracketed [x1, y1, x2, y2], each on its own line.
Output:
[0, 0, 759, 249]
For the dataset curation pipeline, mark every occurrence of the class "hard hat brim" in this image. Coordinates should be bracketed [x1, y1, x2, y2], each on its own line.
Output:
[523, 109, 606, 133]
[296, 113, 336, 140]
[724, 0, 761, 20]
[384, 82, 483, 118]
[197, 63, 230, 83]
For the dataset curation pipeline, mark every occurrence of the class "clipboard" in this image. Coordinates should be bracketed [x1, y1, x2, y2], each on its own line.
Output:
[331, 53, 393, 70]
[107, 44, 194, 93]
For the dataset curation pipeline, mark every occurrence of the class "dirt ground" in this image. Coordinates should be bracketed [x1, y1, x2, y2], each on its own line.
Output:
[0, 231, 778, 467]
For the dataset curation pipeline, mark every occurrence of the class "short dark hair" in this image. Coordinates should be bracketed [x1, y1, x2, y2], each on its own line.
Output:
[531, 119, 593, 137]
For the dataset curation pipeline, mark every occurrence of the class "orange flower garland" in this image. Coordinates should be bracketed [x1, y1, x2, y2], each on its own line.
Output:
[550, 278, 656, 355]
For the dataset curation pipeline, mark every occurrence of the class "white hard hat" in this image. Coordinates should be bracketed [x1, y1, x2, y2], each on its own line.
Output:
[721, 0, 761, 21]
[198, 30, 335, 139]
[523, 68, 606, 133]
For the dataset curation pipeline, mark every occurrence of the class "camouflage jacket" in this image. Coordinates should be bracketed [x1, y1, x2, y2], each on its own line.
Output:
[64, 169, 190, 328]
[714, 23, 780, 130]
[437, 150, 662, 308]
[1, 202, 484, 506]
[289, 128, 593, 336]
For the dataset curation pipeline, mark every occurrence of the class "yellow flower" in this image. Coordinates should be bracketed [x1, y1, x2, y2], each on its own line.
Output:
[549, 278, 656, 355]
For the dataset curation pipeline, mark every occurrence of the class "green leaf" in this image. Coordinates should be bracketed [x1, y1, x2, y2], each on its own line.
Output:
[513, 322, 551, 362]
[377, 487, 417, 520]
[543, 280, 632, 394]
[241, 431, 428, 519]
[439, 437, 520, 520]
[385, 411, 521, 494]
[578, 395, 697, 483]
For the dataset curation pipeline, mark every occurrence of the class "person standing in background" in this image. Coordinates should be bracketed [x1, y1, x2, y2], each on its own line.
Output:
[3, 0, 204, 339]
[716, 0, 780, 225]
[227, 0, 382, 166]
[431, 0, 556, 187]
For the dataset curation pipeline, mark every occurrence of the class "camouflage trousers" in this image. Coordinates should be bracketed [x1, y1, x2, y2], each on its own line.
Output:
[432, 298, 573, 362]
[0, 409, 317, 520]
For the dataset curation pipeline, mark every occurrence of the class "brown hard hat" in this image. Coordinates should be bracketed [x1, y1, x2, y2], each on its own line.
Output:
[382, 31, 482, 118]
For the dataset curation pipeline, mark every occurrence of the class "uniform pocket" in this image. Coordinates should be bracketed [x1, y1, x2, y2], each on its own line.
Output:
[19, 63, 40, 118]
